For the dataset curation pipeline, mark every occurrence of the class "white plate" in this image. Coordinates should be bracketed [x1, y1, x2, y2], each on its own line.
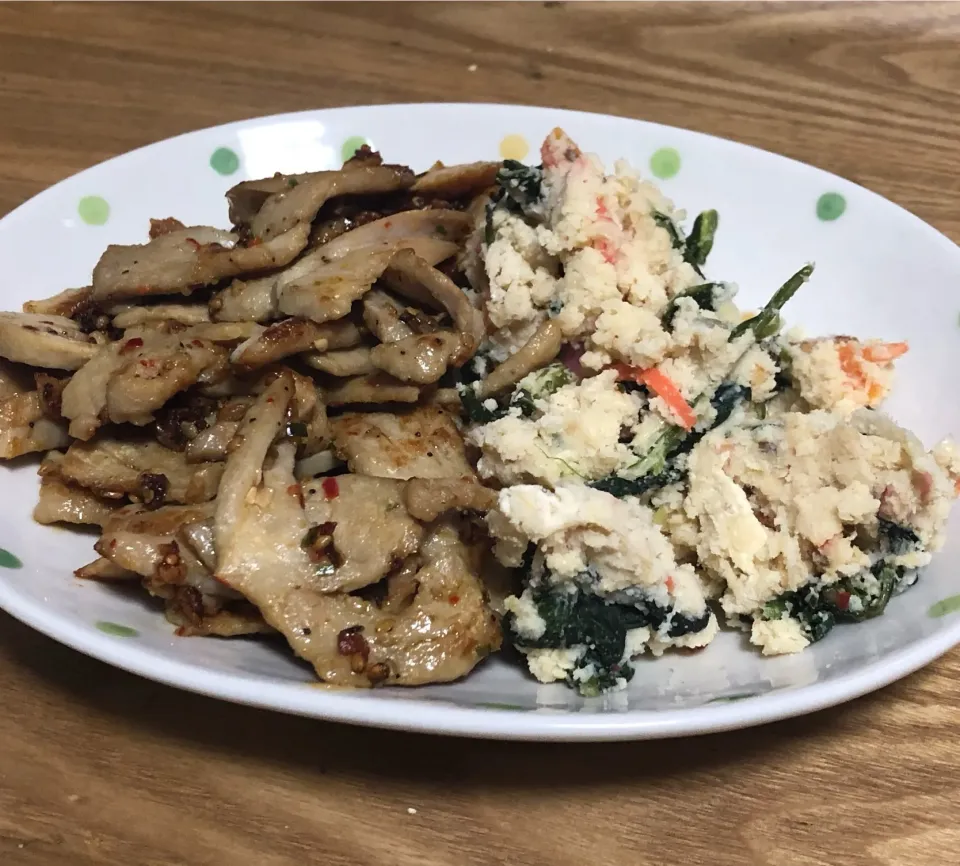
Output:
[2, 103, 960, 741]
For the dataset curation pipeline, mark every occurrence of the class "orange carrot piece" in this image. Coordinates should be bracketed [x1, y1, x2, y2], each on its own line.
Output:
[861, 342, 909, 363]
[612, 364, 697, 430]
[837, 341, 866, 386]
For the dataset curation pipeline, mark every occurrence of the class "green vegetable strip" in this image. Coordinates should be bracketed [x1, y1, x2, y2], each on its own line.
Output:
[730, 263, 814, 340]
[652, 211, 685, 252]
[684, 210, 718, 268]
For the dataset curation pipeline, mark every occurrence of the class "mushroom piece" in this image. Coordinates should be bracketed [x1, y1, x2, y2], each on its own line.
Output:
[361, 289, 414, 343]
[184, 420, 241, 463]
[303, 346, 377, 377]
[381, 250, 484, 365]
[477, 319, 563, 397]
[229, 319, 324, 371]
[213, 377, 500, 686]
[321, 373, 420, 406]
[111, 303, 212, 329]
[310, 319, 364, 352]
[210, 210, 464, 324]
[258, 366, 330, 457]
[369, 331, 463, 384]
[410, 161, 501, 199]
[246, 164, 416, 242]
[22, 286, 94, 319]
[74, 557, 138, 581]
[313, 209, 469, 264]
[0, 312, 98, 370]
[177, 519, 217, 573]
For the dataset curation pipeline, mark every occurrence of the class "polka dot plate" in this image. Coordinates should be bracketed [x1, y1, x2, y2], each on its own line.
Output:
[1, 104, 959, 740]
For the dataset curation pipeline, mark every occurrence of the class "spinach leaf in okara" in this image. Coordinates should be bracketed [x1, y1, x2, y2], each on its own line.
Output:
[652, 209, 718, 276]
[486, 160, 545, 243]
[660, 282, 721, 330]
[458, 362, 575, 425]
[590, 383, 751, 499]
[497, 160, 544, 212]
[507, 581, 710, 696]
[878, 518, 921, 556]
[763, 532, 919, 638]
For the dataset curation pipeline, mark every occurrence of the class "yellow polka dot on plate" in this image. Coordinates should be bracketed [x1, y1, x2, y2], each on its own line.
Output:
[499, 134, 529, 161]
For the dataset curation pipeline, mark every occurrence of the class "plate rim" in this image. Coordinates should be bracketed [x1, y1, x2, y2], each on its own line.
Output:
[2, 102, 960, 741]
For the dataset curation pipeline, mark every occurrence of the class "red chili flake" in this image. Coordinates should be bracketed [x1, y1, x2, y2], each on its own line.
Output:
[595, 196, 611, 220]
[139, 358, 156, 368]
[337, 626, 369, 669]
[136, 285, 151, 295]
[191, 339, 204, 348]
[109, 539, 117, 550]
[665, 576, 675, 593]
[120, 337, 144, 355]
[833, 590, 851, 611]
[266, 397, 274, 404]
[185, 238, 201, 250]
[322, 477, 340, 499]
[448, 594, 460, 605]
[247, 236, 263, 247]
[383, 220, 392, 229]
[592, 236, 618, 264]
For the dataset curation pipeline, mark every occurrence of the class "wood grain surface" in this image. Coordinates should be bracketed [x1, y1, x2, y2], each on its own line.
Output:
[1, 3, 959, 864]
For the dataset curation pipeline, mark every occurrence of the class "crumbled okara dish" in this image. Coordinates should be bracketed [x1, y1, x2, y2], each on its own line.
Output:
[6, 129, 956, 696]
[463, 128, 957, 694]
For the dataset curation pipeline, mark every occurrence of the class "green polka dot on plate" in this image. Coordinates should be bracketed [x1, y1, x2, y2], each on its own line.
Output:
[650, 147, 681, 180]
[210, 146, 240, 176]
[929, 595, 960, 618]
[95, 621, 139, 637]
[77, 195, 109, 226]
[0, 548, 22, 569]
[341, 135, 370, 164]
[816, 192, 846, 221]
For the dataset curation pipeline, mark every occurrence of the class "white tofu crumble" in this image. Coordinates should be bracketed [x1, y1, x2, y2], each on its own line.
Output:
[463, 126, 957, 693]
[468, 370, 640, 487]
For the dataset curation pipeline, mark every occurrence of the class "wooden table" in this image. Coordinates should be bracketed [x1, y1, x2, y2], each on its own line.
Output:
[1, 3, 959, 864]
